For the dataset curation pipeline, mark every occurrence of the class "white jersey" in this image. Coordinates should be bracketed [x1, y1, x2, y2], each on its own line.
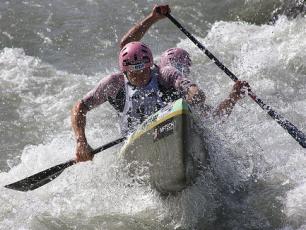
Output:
[119, 67, 167, 136]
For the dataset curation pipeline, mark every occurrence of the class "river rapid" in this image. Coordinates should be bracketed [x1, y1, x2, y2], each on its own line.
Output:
[0, 0, 305, 229]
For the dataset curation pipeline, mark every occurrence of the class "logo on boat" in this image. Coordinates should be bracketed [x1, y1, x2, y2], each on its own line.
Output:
[157, 104, 173, 119]
[153, 118, 175, 142]
[140, 113, 158, 130]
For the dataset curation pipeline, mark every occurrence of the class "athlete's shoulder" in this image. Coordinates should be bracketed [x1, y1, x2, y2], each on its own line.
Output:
[158, 65, 182, 78]
[102, 72, 125, 86]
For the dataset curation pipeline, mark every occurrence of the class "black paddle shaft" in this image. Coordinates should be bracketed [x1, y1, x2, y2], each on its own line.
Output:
[166, 13, 306, 148]
[92, 137, 126, 154]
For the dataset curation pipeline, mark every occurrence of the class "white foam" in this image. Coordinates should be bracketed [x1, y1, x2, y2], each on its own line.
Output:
[1, 12, 306, 229]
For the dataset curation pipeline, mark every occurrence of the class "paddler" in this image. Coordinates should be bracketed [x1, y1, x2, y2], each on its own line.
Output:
[71, 4, 249, 162]
[119, 4, 250, 118]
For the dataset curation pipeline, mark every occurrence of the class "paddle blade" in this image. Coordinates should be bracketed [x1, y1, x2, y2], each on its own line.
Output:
[4, 137, 125, 192]
[5, 160, 76, 192]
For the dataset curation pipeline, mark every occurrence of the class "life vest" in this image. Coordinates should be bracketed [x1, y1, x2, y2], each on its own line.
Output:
[119, 67, 167, 136]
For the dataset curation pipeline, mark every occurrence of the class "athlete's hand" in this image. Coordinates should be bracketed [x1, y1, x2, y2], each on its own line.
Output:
[186, 85, 206, 105]
[75, 141, 94, 162]
[229, 80, 250, 101]
[151, 5, 171, 20]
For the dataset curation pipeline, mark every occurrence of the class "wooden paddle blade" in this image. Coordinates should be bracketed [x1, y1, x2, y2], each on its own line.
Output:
[4, 160, 76, 192]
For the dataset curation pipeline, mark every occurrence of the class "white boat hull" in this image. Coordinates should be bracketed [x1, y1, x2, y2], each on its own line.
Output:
[119, 99, 208, 193]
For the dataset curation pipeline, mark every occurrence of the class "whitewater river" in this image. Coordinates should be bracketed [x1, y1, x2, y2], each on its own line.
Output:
[0, 0, 305, 229]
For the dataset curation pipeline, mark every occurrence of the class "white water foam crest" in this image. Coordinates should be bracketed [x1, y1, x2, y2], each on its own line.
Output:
[0, 48, 110, 174]
[0, 47, 117, 154]
[285, 182, 306, 227]
[0, 134, 165, 229]
[177, 16, 306, 94]
[178, 15, 306, 148]
[176, 16, 306, 227]
[0, 48, 40, 85]
[0, 48, 83, 125]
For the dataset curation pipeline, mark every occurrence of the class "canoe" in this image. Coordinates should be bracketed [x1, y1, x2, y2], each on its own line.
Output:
[119, 99, 208, 194]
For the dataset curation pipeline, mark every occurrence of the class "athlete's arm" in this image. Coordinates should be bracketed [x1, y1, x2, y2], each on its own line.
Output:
[213, 80, 250, 118]
[71, 101, 93, 162]
[159, 65, 206, 105]
[120, 5, 170, 49]
[71, 74, 124, 162]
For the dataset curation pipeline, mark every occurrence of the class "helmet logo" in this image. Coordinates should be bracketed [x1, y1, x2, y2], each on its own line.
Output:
[129, 63, 145, 71]
[122, 56, 150, 71]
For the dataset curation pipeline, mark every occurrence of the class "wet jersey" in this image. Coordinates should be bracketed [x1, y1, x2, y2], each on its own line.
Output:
[120, 67, 166, 135]
[82, 65, 196, 135]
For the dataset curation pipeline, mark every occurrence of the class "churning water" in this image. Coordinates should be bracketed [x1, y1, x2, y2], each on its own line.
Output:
[0, 0, 305, 229]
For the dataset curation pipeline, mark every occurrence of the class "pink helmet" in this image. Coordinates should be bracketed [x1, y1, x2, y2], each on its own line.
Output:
[119, 42, 153, 72]
[159, 48, 191, 68]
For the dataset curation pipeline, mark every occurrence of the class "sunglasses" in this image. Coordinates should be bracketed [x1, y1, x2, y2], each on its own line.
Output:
[123, 56, 151, 72]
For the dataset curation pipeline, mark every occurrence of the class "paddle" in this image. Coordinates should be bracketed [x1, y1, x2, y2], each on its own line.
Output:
[165, 12, 306, 148]
[4, 137, 126, 192]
